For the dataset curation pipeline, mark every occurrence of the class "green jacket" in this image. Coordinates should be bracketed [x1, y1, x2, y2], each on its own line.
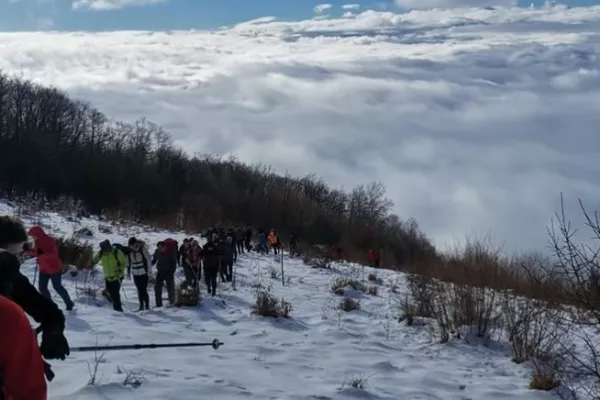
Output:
[93, 249, 127, 282]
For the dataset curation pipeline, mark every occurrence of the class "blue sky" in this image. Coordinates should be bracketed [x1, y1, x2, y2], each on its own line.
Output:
[1, 0, 599, 31]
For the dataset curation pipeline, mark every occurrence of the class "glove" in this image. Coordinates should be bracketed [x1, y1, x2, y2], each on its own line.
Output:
[40, 325, 70, 360]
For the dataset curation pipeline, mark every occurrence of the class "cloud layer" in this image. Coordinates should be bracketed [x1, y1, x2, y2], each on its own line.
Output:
[0, 5, 599, 252]
[72, 0, 168, 10]
[394, 0, 516, 9]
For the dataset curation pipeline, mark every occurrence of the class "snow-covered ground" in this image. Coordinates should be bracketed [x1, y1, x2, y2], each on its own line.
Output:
[4, 204, 558, 400]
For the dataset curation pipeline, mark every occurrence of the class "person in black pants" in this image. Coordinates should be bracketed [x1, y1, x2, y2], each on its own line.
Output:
[235, 227, 245, 254]
[152, 241, 176, 307]
[244, 227, 253, 252]
[220, 235, 237, 282]
[201, 236, 221, 296]
[127, 237, 151, 311]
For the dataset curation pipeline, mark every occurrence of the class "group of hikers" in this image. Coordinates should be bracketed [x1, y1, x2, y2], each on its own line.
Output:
[0, 212, 384, 399]
[0, 216, 295, 399]
[92, 227, 290, 312]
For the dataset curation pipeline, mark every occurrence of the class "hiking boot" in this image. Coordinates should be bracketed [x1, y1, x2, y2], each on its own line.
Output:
[66, 302, 74, 311]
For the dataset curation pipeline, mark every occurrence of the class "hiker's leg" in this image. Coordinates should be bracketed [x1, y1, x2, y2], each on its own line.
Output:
[154, 272, 165, 307]
[50, 273, 74, 308]
[166, 273, 175, 304]
[107, 280, 123, 312]
[140, 275, 150, 308]
[38, 272, 51, 299]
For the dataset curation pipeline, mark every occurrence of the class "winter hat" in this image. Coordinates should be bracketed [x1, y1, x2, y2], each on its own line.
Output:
[99, 240, 112, 252]
[0, 217, 29, 254]
[0, 217, 28, 296]
[128, 237, 138, 246]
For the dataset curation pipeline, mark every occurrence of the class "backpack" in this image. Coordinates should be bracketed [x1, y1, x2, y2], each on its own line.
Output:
[112, 243, 130, 256]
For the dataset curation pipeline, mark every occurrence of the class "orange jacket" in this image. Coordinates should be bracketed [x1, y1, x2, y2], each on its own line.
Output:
[0, 295, 47, 400]
[268, 233, 278, 245]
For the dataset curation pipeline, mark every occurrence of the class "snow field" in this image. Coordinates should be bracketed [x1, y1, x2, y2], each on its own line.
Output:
[6, 203, 558, 400]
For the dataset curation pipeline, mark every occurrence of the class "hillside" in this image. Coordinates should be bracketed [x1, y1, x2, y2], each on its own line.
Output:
[5, 201, 570, 400]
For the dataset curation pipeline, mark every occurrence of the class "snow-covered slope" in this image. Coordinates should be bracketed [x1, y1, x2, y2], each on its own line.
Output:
[5, 204, 556, 400]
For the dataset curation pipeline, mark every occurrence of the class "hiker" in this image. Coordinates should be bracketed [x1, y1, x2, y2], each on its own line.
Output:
[200, 235, 221, 296]
[257, 230, 267, 254]
[0, 295, 47, 399]
[368, 249, 380, 268]
[178, 238, 190, 267]
[152, 241, 176, 307]
[127, 237, 151, 311]
[268, 230, 279, 255]
[289, 233, 298, 256]
[332, 246, 343, 260]
[28, 226, 74, 311]
[244, 227, 253, 252]
[180, 238, 196, 288]
[235, 227, 245, 254]
[0, 217, 70, 366]
[163, 238, 179, 266]
[92, 240, 127, 312]
[186, 239, 202, 288]
[220, 235, 237, 282]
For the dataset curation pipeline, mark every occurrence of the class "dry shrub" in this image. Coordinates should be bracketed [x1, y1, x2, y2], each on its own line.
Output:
[338, 298, 361, 312]
[398, 294, 431, 326]
[252, 287, 292, 318]
[502, 293, 565, 364]
[367, 286, 379, 296]
[175, 282, 200, 307]
[331, 277, 366, 296]
[547, 196, 600, 322]
[368, 273, 377, 282]
[530, 369, 561, 391]
[406, 241, 505, 343]
[303, 244, 333, 269]
[56, 237, 94, 270]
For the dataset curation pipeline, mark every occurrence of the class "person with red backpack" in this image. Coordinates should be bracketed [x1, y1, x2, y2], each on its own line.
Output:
[368, 249, 381, 268]
[0, 217, 70, 392]
[27, 226, 74, 311]
[0, 295, 47, 400]
[163, 238, 179, 265]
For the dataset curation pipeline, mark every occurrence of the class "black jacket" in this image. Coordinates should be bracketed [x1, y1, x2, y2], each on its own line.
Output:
[0, 252, 65, 330]
[152, 250, 177, 274]
[221, 240, 237, 263]
[201, 241, 221, 270]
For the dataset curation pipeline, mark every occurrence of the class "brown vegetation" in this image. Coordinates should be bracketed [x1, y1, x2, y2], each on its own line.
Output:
[252, 286, 292, 318]
[56, 237, 94, 270]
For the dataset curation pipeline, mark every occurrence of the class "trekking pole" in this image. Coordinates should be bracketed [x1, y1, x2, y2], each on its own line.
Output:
[70, 338, 224, 352]
[33, 260, 39, 286]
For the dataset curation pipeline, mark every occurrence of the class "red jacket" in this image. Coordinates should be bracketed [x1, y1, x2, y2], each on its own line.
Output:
[27, 226, 63, 275]
[0, 295, 47, 400]
[368, 250, 380, 261]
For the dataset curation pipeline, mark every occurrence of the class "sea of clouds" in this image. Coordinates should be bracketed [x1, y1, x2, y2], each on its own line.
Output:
[0, 4, 599, 252]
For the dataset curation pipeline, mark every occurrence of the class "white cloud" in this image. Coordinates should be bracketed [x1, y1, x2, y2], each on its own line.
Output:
[342, 4, 360, 9]
[395, 0, 516, 9]
[1, 6, 599, 252]
[313, 3, 332, 13]
[72, 0, 168, 10]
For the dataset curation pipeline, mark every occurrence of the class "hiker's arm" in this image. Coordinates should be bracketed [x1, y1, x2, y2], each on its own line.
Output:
[118, 252, 128, 274]
[91, 252, 101, 266]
